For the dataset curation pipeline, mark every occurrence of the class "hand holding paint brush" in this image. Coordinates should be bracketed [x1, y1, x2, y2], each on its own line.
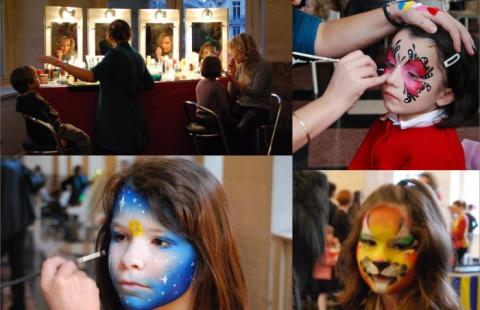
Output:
[40, 251, 105, 310]
[293, 50, 387, 152]
[322, 50, 387, 111]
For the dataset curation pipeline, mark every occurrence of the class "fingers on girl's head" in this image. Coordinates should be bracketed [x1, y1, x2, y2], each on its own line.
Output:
[432, 12, 463, 52]
[420, 17, 437, 33]
[456, 20, 475, 55]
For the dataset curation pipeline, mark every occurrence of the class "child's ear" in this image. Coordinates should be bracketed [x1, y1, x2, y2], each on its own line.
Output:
[436, 87, 455, 107]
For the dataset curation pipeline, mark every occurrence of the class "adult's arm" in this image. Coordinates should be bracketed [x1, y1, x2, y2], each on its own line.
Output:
[38, 56, 95, 82]
[293, 5, 476, 57]
[142, 67, 154, 90]
[238, 62, 273, 98]
[293, 51, 387, 152]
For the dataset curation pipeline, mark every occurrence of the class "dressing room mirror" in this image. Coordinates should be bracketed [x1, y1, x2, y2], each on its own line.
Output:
[87, 8, 132, 56]
[139, 9, 180, 61]
[45, 6, 83, 63]
[185, 8, 228, 68]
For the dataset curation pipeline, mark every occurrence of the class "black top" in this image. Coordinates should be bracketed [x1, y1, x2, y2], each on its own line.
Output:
[91, 42, 154, 153]
[1, 159, 37, 244]
[331, 208, 351, 243]
[61, 174, 90, 206]
[16, 92, 61, 145]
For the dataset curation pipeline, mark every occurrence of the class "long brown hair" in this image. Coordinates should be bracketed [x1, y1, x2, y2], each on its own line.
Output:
[228, 33, 261, 67]
[95, 158, 248, 310]
[336, 179, 460, 310]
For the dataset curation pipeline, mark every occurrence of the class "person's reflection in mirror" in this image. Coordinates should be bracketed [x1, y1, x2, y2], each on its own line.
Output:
[153, 32, 173, 61]
[98, 26, 113, 55]
[54, 36, 76, 62]
[199, 42, 218, 63]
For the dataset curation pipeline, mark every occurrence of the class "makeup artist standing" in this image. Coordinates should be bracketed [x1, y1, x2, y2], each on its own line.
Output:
[39, 19, 154, 154]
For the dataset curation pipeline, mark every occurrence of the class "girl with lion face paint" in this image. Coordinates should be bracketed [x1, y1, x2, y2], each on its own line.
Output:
[336, 179, 460, 310]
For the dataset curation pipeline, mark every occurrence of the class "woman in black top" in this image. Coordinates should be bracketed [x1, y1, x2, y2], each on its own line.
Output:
[39, 19, 154, 154]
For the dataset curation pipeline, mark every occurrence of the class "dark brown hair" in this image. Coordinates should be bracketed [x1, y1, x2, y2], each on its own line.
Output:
[95, 158, 248, 310]
[403, 26, 478, 128]
[452, 200, 467, 210]
[201, 56, 222, 79]
[336, 189, 352, 206]
[10, 66, 36, 94]
[336, 179, 460, 310]
[108, 19, 132, 42]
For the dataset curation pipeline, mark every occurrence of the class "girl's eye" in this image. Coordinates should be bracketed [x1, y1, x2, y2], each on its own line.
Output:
[407, 72, 420, 79]
[113, 232, 127, 242]
[360, 239, 376, 247]
[393, 239, 417, 251]
[385, 62, 396, 68]
[393, 243, 411, 250]
[152, 238, 171, 248]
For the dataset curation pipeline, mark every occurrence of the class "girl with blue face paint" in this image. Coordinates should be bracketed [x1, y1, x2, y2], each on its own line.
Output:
[95, 158, 248, 310]
[108, 186, 198, 310]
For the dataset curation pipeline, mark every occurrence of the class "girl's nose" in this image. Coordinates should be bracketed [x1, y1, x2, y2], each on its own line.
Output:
[385, 65, 402, 87]
[120, 239, 145, 270]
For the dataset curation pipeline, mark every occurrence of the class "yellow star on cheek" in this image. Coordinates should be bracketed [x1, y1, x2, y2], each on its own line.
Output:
[128, 219, 144, 237]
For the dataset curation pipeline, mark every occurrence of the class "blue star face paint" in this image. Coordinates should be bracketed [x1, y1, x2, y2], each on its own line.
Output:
[109, 186, 197, 310]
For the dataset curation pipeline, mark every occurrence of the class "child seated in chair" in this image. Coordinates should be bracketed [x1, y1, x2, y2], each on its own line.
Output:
[195, 56, 230, 130]
[349, 25, 478, 169]
[10, 66, 91, 154]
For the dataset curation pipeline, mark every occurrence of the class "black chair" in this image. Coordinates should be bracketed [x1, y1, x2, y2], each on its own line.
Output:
[184, 101, 230, 154]
[22, 114, 66, 155]
[256, 93, 282, 155]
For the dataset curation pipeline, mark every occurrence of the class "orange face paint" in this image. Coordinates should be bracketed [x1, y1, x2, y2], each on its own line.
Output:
[356, 203, 418, 294]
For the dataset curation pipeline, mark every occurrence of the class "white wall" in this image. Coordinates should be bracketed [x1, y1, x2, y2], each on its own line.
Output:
[270, 156, 292, 234]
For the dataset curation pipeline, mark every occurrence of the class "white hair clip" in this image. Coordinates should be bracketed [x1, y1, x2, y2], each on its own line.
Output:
[444, 53, 460, 68]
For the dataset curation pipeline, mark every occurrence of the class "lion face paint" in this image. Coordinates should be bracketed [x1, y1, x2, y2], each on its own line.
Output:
[381, 29, 449, 121]
[356, 203, 418, 294]
[109, 186, 197, 310]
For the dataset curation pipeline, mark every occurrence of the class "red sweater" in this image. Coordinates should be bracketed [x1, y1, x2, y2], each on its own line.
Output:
[349, 119, 465, 170]
[451, 214, 469, 249]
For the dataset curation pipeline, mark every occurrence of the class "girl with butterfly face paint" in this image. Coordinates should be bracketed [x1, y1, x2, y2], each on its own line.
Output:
[95, 158, 248, 310]
[349, 25, 478, 170]
[336, 179, 460, 310]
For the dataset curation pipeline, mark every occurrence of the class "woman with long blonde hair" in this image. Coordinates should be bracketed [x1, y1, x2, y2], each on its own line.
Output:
[227, 33, 273, 153]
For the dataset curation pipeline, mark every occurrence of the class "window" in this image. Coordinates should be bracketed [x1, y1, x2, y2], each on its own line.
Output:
[148, 0, 167, 8]
[232, 25, 240, 36]
[183, 0, 245, 58]
[233, 1, 240, 20]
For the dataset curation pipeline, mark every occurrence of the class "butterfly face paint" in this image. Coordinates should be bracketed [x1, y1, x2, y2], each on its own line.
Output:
[356, 203, 418, 295]
[385, 39, 434, 104]
[109, 186, 197, 310]
[381, 29, 449, 120]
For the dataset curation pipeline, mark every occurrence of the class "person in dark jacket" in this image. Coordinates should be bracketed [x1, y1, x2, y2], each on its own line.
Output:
[331, 189, 352, 243]
[10, 66, 90, 154]
[61, 165, 91, 206]
[39, 19, 154, 154]
[1, 158, 42, 310]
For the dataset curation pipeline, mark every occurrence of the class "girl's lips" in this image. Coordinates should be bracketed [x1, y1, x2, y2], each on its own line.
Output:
[118, 280, 150, 290]
[382, 91, 399, 101]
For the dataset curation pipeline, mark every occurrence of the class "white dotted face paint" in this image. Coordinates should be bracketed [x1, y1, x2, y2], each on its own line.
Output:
[108, 186, 197, 310]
